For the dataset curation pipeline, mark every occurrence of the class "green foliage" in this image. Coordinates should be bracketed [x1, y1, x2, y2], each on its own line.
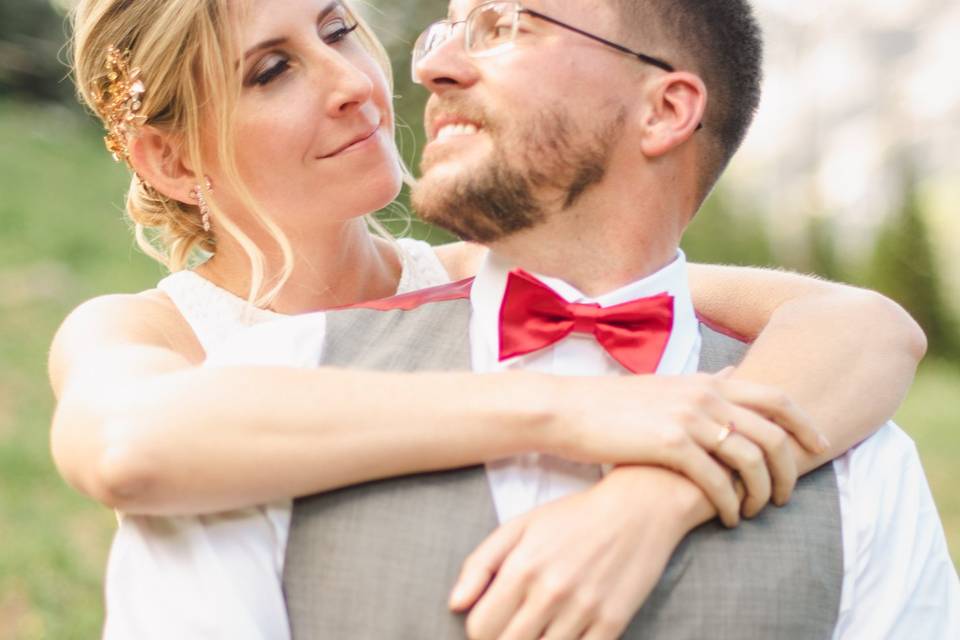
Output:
[0, 0, 75, 103]
[681, 188, 774, 267]
[0, 100, 159, 639]
[806, 214, 845, 282]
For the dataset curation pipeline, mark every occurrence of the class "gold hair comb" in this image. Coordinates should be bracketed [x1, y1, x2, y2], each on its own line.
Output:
[91, 45, 147, 163]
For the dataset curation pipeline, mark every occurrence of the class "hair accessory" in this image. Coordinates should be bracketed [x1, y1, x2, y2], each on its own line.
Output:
[191, 177, 214, 232]
[91, 45, 147, 163]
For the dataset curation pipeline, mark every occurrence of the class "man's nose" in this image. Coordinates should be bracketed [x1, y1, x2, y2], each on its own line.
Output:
[413, 28, 480, 94]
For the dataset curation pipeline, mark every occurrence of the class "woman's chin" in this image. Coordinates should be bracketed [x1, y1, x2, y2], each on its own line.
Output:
[326, 172, 404, 223]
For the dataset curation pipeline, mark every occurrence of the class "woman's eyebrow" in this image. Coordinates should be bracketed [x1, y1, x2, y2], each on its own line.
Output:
[242, 1, 341, 60]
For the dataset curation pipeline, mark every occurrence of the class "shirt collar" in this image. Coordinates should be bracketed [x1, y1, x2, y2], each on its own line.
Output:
[470, 249, 700, 374]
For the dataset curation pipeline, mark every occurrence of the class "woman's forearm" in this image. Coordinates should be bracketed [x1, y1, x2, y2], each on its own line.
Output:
[689, 263, 925, 472]
[54, 365, 557, 515]
[731, 289, 925, 473]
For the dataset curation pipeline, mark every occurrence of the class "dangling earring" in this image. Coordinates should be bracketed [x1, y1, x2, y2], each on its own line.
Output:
[191, 177, 213, 232]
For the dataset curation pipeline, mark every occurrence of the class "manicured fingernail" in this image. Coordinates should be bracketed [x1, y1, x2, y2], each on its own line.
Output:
[449, 585, 466, 607]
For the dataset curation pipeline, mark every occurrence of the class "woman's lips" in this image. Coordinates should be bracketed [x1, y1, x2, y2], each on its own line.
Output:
[320, 123, 381, 158]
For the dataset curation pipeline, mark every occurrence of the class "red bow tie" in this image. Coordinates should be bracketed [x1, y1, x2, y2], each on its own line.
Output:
[498, 270, 674, 374]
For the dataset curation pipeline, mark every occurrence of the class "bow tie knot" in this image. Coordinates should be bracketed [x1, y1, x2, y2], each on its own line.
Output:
[567, 303, 603, 335]
[498, 269, 675, 374]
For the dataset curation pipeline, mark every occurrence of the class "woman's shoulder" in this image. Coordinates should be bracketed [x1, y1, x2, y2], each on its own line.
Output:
[62, 287, 183, 325]
[52, 289, 202, 369]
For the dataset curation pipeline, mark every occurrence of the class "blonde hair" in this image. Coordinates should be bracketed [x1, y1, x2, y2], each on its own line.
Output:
[72, 0, 402, 306]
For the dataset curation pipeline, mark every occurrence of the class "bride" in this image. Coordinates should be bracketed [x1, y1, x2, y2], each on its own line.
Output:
[50, 0, 925, 637]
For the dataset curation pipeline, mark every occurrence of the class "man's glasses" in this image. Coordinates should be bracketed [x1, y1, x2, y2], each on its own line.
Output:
[411, 0, 677, 84]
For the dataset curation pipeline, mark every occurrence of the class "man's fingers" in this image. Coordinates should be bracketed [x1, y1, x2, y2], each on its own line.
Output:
[464, 561, 528, 640]
[538, 599, 593, 640]
[726, 405, 798, 507]
[450, 519, 525, 611]
[496, 596, 554, 640]
[579, 608, 632, 640]
[718, 379, 829, 454]
[711, 431, 772, 518]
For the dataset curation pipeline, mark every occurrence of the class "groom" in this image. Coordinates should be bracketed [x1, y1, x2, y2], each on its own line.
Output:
[237, 0, 959, 637]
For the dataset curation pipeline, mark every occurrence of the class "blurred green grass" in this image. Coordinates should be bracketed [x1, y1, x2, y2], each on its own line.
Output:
[0, 99, 957, 638]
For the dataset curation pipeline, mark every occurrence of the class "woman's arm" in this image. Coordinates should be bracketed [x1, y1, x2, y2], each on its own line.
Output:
[50, 292, 808, 518]
[687, 262, 926, 472]
[438, 243, 926, 470]
[49, 293, 548, 512]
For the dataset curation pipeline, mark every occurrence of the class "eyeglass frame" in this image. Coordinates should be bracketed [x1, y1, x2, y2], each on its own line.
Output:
[412, 1, 677, 80]
[412, 1, 703, 130]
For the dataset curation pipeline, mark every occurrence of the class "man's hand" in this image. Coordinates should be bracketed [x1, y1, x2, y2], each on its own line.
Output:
[552, 371, 827, 525]
[451, 467, 707, 640]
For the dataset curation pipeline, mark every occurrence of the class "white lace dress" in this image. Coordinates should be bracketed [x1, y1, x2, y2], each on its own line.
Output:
[102, 238, 450, 640]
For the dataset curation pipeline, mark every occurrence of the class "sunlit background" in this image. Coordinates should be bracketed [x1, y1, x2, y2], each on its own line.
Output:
[1, 0, 957, 637]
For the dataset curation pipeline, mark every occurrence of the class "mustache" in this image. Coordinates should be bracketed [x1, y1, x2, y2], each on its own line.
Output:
[424, 96, 495, 133]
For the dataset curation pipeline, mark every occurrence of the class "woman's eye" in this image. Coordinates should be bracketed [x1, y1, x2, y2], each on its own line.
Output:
[319, 17, 359, 44]
[250, 55, 290, 86]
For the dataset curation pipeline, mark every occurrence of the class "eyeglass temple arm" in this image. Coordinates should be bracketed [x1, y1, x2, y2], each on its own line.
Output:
[520, 9, 676, 73]
[521, 9, 701, 129]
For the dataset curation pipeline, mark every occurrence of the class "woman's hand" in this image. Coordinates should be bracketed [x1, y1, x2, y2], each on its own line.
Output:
[450, 466, 708, 640]
[550, 372, 828, 526]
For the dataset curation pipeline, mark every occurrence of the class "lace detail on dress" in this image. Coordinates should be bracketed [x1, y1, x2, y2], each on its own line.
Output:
[156, 271, 282, 356]
[396, 237, 450, 292]
[156, 238, 450, 356]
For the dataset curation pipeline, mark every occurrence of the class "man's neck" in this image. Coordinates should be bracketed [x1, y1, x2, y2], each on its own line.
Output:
[487, 180, 685, 298]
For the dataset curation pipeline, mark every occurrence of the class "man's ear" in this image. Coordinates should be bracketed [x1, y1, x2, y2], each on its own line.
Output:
[127, 126, 197, 204]
[638, 71, 707, 158]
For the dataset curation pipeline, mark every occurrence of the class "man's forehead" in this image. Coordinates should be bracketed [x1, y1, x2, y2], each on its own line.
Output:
[446, 0, 555, 20]
[445, 0, 614, 21]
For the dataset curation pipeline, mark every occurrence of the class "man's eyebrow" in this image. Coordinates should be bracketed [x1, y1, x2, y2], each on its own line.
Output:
[242, 1, 340, 60]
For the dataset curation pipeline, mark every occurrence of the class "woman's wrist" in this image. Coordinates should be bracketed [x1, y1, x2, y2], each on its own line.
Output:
[475, 370, 567, 456]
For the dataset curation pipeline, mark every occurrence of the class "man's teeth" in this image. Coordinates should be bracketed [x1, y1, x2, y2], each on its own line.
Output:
[436, 123, 480, 142]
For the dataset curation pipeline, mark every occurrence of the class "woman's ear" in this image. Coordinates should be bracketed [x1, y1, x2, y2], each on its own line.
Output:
[127, 126, 197, 204]
[639, 71, 707, 158]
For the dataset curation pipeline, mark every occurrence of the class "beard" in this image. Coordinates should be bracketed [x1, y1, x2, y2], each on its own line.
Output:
[412, 103, 627, 244]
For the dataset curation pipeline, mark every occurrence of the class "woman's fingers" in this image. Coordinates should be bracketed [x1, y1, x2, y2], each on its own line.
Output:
[725, 405, 798, 508]
[669, 441, 740, 527]
[716, 378, 829, 454]
[709, 430, 772, 518]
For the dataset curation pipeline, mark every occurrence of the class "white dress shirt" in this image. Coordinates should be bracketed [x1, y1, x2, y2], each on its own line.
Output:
[107, 247, 960, 638]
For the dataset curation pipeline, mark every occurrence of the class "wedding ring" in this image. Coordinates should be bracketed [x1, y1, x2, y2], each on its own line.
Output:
[716, 422, 736, 448]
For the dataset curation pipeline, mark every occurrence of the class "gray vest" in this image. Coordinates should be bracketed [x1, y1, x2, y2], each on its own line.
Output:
[284, 297, 843, 639]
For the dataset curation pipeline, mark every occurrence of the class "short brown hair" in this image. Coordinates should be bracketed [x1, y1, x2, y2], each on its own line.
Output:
[610, 0, 763, 199]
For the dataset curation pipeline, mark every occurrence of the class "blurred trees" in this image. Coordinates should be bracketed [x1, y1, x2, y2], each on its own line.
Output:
[867, 177, 959, 358]
[0, 0, 74, 103]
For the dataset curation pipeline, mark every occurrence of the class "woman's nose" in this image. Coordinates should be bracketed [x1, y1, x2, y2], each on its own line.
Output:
[322, 53, 375, 117]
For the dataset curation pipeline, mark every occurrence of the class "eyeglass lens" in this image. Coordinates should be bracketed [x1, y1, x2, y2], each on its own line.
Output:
[412, 2, 520, 83]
